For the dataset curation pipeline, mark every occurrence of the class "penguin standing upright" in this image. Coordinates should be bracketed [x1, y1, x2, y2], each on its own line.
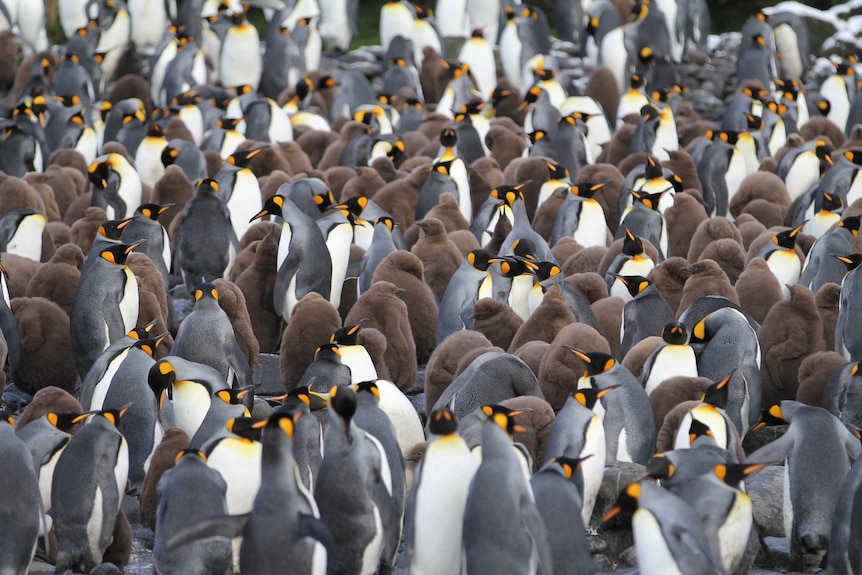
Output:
[542, 385, 616, 526]
[749, 401, 862, 568]
[641, 321, 699, 396]
[800, 215, 860, 293]
[121, 203, 173, 291]
[70, 242, 141, 379]
[754, 223, 805, 299]
[551, 181, 610, 249]
[0, 414, 43, 574]
[153, 449, 233, 575]
[88, 153, 143, 220]
[249, 195, 332, 323]
[409, 407, 479, 573]
[458, 29, 496, 99]
[530, 457, 597, 575]
[437, 249, 496, 344]
[379, 0, 414, 53]
[135, 124, 169, 188]
[176, 179, 240, 294]
[617, 275, 675, 358]
[570, 347, 656, 464]
[315, 386, 399, 575]
[218, 10, 262, 90]
[216, 148, 265, 242]
[51, 409, 130, 572]
[316, 209, 354, 311]
[173, 282, 253, 389]
[603, 480, 726, 575]
[0, 258, 19, 372]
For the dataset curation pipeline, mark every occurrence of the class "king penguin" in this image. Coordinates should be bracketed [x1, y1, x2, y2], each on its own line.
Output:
[176, 179, 240, 294]
[408, 407, 478, 573]
[754, 223, 805, 299]
[249, 195, 333, 323]
[641, 321, 699, 396]
[462, 404, 553, 575]
[216, 147, 265, 242]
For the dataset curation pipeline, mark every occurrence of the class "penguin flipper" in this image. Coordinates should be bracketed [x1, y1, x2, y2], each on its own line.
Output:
[298, 512, 335, 551]
[0, 308, 20, 370]
[167, 513, 250, 551]
[227, 340, 253, 388]
[521, 497, 554, 575]
[746, 431, 795, 466]
[670, 523, 730, 575]
[372, 477, 400, 565]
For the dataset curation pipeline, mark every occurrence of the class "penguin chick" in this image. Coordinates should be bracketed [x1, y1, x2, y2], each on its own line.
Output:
[411, 217, 463, 302]
[345, 281, 417, 391]
[676, 259, 739, 315]
[472, 298, 523, 351]
[25, 243, 83, 316]
[11, 297, 77, 395]
[759, 284, 825, 407]
[508, 283, 575, 353]
[735, 257, 783, 324]
[279, 292, 343, 390]
[235, 232, 281, 354]
[370, 251, 438, 365]
[687, 216, 745, 263]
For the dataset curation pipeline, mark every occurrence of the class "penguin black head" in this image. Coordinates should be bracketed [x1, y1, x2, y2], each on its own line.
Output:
[744, 113, 764, 132]
[612, 274, 651, 299]
[88, 158, 112, 189]
[527, 130, 547, 144]
[638, 46, 654, 68]
[489, 256, 539, 278]
[274, 385, 328, 412]
[137, 203, 173, 221]
[353, 380, 381, 401]
[640, 104, 660, 123]
[708, 130, 739, 145]
[750, 34, 767, 48]
[375, 217, 397, 231]
[440, 127, 458, 148]
[217, 117, 242, 130]
[549, 455, 592, 481]
[602, 481, 642, 523]
[533, 261, 562, 282]
[481, 404, 528, 437]
[573, 382, 618, 410]
[643, 454, 674, 481]
[661, 321, 688, 345]
[714, 462, 769, 488]
[100, 242, 141, 265]
[702, 371, 734, 409]
[490, 86, 513, 107]
[76, 407, 129, 428]
[467, 249, 496, 271]
[196, 179, 220, 197]
[563, 346, 616, 376]
[146, 124, 164, 138]
[215, 388, 252, 408]
[634, 190, 665, 212]
[688, 418, 715, 444]
[571, 182, 605, 200]
[505, 5, 516, 20]
[415, 5, 432, 19]
[227, 417, 263, 441]
[255, 410, 302, 440]
[250, 195, 285, 222]
[545, 161, 569, 181]
[194, 282, 219, 302]
[511, 238, 537, 260]
[751, 403, 788, 431]
[519, 86, 542, 110]
[98, 217, 133, 241]
[227, 147, 266, 168]
[149, 360, 176, 405]
[620, 227, 645, 256]
[315, 343, 342, 361]
[835, 253, 862, 273]
[331, 318, 369, 345]
[161, 145, 180, 167]
[845, 151, 862, 166]
[329, 385, 357, 425]
[490, 184, 525, 206]
[629, 73, 647, 90]
[643, 155, 663, 179]
[47, 412, 83, 433]
[175, 448, 207, 464]
[428, 407, 459, 435]
[838, 215, 862, 237]
[819, 192, 843, 213]
[815, 99, 831, 117]
[132, 334, 169, 358]
[771, 223, 804, 249]
[333, 196, 368, 218]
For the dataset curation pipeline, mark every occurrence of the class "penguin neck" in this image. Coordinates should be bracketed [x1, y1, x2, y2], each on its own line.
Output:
[261, 436, 299, 491]
[480, 421, 518, 461]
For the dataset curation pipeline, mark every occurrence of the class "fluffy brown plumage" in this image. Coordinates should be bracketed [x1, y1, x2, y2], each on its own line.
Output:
[16, 387, 83, 430]
[665, 192, 708, 260]
[279, 293, 342, 390]
[735, 257, 783, 324]
[370, 251, 438, 365]
[698, 237, 747, 285]
[138, 428, 191, 530]
[592, 295, 625, 359]
[235, 231, 281, 353]
[649, 376, 714, 434]
[411, 217, 463, 302]
[676, 259, 739, 315]
[25, 243, 83, 315]
[795, 351, 847, 407]
[472, 298, 523, 351]
[759, 284, 825, 407]
[500, 396, 556, 471]
[507, 284, 574, 352]
[11, 297, 76, 395]
[345, 281, 418, 390]
[213, 279, 260, 375]
[687, 217, 745, 262]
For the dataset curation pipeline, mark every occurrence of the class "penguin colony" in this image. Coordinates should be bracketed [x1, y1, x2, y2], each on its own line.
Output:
[0, 0, 860, 573]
